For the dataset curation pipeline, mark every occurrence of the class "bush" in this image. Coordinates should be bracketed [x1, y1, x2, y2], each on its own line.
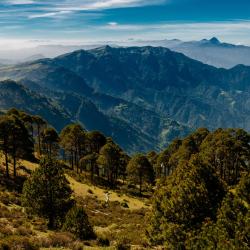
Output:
[115, 236, 131, 250]
[48, 232, 74, 247]
[0, 236, 39, 250]
[120, 202, 129, 208]
[97, 236, 110, 246]
[87, 189, 94, 194]
[63, 206, 95, 240]
[71, 241, 84, 250]
[15, 226, 33, 236]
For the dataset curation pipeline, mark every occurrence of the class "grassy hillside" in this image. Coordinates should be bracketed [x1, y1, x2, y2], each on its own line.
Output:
[0, 156, 150, 249]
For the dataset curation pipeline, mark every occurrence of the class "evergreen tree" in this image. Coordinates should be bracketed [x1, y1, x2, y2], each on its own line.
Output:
[97, 142, 126, 187]
[200, 128, 250, 185]
[147, 155, 225, 248]
[0, 114, 33, 177]
[60, 124, 86, 172]
[32, 115, 47, 155]
[127, 154, 154, 195]
[41, 127, 59, 158]
[63, 206, 95, 240]
[186, 173, 250, 249]
[80, 153, 99, 183]
[22, 157, 73, 228]
[86, 131, 106, 154]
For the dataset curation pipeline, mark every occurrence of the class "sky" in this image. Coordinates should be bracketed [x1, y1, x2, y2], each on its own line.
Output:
[0, 0, 250, 48]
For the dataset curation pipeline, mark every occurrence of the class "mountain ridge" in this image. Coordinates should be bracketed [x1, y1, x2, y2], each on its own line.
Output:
[1, 45, 250, 152]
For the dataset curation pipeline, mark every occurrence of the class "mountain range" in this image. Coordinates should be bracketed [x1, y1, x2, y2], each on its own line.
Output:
[0, 46, 250, 152]
[142, 37, 250, 69]
[1, 38, 250, 69]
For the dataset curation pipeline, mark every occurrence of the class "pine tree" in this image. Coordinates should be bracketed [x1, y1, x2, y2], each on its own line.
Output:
[63, 206, 95, 240]
[22, 157, 74, 228]
[126, 154, 154, 195]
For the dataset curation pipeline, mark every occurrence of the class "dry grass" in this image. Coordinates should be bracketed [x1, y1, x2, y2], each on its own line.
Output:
[67, 175, 147, 210]
[0, 156, 150, 249]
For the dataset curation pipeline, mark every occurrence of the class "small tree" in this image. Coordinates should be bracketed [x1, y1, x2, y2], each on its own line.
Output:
[126, 154, 154, 195]
[22, 157, 73, 229]
[63, 206, 95, 240]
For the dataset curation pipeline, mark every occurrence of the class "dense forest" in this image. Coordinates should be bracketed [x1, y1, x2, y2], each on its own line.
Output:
[0, 109, 249, 249]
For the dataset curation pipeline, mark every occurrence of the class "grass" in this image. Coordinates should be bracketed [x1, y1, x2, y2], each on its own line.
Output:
[0, 155, 149, 211]
[0, 156, 151, 249]
[67, 175, 148, 210]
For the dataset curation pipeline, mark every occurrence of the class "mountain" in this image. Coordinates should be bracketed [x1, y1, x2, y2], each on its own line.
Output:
[123, 37, 250, 68]
[0, 78, 189, 153]
[53, 46, 250, 130]
[2, 46, 250, 152]
[0, 53, 191, 153]
[1, 37, 250, 68]
[0, 80, 71, 130]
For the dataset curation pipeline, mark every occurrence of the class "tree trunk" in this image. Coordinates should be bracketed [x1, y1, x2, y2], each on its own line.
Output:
[37, 125, 41, 156]
[4, 150, 9, 178]
[13, 154, 16, 178]
[139, 175, 142, 196]
[71, 151, 74, 170]
[48, 212, 55, 229]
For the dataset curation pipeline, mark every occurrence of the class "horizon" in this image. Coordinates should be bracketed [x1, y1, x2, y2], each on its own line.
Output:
[0, 0, 250, 49]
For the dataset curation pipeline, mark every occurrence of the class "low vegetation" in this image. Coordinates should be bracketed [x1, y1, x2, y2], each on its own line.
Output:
[0, 109, 249, 249]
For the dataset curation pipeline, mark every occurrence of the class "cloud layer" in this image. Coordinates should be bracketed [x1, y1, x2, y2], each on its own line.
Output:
[1, 0, 250, 48]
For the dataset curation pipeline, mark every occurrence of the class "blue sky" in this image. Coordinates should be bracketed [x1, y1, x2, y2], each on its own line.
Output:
[0, 0, 250, 48]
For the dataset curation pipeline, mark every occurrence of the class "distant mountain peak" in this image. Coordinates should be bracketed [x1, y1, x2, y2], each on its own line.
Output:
[95, 45, 113, 52]
[209, 37, 221, 44]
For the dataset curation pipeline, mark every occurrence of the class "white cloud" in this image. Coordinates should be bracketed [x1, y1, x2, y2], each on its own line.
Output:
[5, 0, 34, 4]
[28, 10, 72, 19]
[75, 0, 166, 10]
[3, 0, 167, 9]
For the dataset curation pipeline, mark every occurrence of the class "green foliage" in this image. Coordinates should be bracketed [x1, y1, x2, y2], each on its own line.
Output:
[126, 154, 154, 195]
[22, 157, 73, 228]
[200, 128, 250, 185]
[148, 128, 250, 248]
[98, 142, 128, 187]
[63, 206, 95, 240]
[186, 173, 250, 249]
[86, 131, 106, 153]
[147, 155, 225, 247]
[0, 113, 34, 177]
[79, 153, 98, 183]
[41, 127, 59, 158]
[60, 123, 86, 172]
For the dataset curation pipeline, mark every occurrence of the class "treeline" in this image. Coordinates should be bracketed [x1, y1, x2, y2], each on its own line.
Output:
[147, 128, 250, 249]
[1, 109, 249, 194]
[0, 109, 155, 194]
[0, 109, 249, 248]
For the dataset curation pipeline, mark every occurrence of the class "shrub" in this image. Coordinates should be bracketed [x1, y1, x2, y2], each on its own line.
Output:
[97, 236, 110, 246]
[121, 202, 129, 208]
[71, 241, 84, 250]
[0, 236, 39, 250]
[48, 232, 74, 247]
[15, 226, 33, 236]
[0, 225, 13, 238]
[87, 189, 94, 194]
[63, 206, 95, 240]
